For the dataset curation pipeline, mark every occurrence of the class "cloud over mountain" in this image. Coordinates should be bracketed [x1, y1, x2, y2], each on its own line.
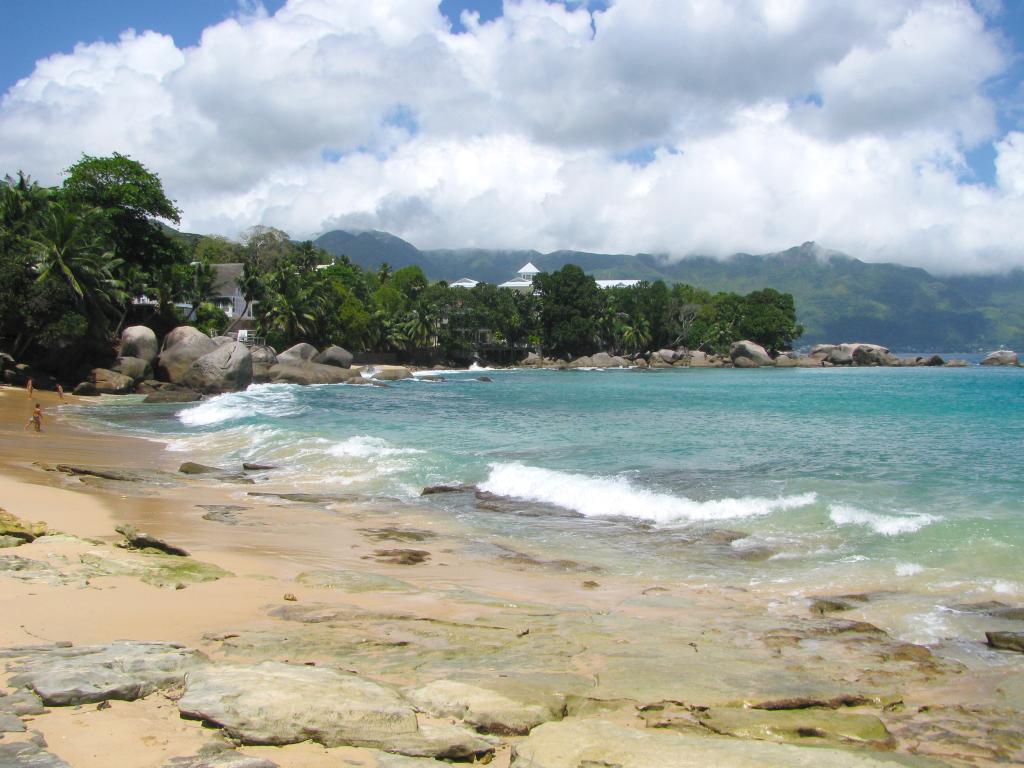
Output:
[2, 0, 1023, 273]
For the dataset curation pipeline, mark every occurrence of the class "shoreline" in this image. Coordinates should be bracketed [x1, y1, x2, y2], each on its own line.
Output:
[1, 384, 1023, 766]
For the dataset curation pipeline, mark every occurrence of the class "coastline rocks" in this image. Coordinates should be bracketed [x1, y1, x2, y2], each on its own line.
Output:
[0, 509, 47, 543]
[163, 750, 279, 768]
[112, 356, 153, 382]
[115, 524, 190, 557]
[157, 327, 218, 384]
[0, 742, 70, 768]
[314, 345, 354, 369]
[773, 355, 798, 368]
[917, 354, 945, 366]
[143, 390, 203, 404]
[7, 641, 206, 706]
[589, 352, 627, 368]
[986, 631, 1024, 653]
[732, 356, 757, 368]
[182, 342, 253, 394]
[366, 365, 413, 381]
[84, 368, 135, 395]
[982, 350, 1019, 366]
[276, 343, 319, 365]
[177, 662, 493, 758]
[249, 346, 277, 366]
[730, 341, 772, 367]
[120, 325, 158, 363]
[510, 719, 914, 768]
[267, 361, 354, 385]
[851, 343, 897, 366]
[406, 680, 562, 735]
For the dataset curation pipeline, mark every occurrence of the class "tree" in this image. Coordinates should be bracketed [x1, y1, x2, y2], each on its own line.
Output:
[61, 153, 182, 275]
[534, 265, 601, 357]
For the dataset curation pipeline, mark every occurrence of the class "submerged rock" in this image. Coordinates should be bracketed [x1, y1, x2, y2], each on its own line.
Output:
[143, 391, 202, 404]
[296, 569, 415, 593]
[691, 706, 894, 748]
[986, 631, 1024, 653]
[7, 641, 206, 706]
[177, 662, 493, 758]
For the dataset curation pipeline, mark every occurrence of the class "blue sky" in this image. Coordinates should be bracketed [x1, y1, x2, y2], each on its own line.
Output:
[2, 0, 1024, 272]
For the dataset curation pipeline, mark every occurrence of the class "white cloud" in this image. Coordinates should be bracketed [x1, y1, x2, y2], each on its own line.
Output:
[1, 0, 1022, 273]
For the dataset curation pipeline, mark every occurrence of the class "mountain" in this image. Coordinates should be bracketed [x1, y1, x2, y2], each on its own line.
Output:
[314, 229, 1024, 351]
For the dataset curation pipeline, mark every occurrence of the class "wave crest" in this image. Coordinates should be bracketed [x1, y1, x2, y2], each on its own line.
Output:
[478, 463, 817, 524]
[829, 504, 937, 536]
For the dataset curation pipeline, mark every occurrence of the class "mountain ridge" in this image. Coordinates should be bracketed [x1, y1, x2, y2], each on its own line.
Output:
[314, 229, 1024, 350]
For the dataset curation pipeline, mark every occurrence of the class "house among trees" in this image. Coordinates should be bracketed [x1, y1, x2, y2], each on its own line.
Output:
[449, 277, 480, 288]
[498, 262, 541, 291]
[210, 263, 252, 320]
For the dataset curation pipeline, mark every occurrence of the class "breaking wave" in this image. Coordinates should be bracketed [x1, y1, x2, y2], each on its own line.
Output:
[478, 462, 817, 524]
[829, 504, 937, 536]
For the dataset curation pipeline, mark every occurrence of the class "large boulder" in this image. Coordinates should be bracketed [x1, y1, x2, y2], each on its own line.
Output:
[520, 352, 543, 367]
[809, 344, 836, 359]
[267, 362, 354, 385]
[315, 345, 354, 369]
[729, 340, 772, 366]
[276, 343, 319, 365]
[112, 356, 152, 382]
[590, 352, 627, 368]
[87, 368, 135, 395]
[982, 350, 1018, 366]
[157, 327, 218, 384]
[120, 325, 158, 363]
[825, 345, 855, 365]
[249, 346, 278, 366]
[365, 365, 413, 381]
[182, 342, 253, 394]
[177, 662, 492, 758]
[851, 343, 896, 366]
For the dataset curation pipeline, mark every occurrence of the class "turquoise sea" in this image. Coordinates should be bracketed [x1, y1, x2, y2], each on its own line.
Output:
[70, 363, 1024, 653]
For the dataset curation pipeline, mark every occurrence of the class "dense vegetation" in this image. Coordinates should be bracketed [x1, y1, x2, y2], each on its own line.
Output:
[316, 230, 1024, 351]
[1, 156, 802, 381]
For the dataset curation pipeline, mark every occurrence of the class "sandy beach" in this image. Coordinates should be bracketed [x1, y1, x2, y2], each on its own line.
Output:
[1, 384, 1022, 768]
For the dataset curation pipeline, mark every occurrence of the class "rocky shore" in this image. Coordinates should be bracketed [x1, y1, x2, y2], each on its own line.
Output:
[0, 386, 1022, 766]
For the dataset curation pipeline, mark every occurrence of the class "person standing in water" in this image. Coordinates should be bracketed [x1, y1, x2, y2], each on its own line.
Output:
[26, 378, 33, 398]
[56, 383, 64, 402]
[25, 403, 42, 432]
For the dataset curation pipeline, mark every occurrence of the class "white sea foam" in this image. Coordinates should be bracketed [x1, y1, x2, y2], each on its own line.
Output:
[178, 385, 305, 427]
[478, 463, 817, 524]
[895, 562, 925, 577]
[829, 505, 937, 536]
[327, 435, 424, 460]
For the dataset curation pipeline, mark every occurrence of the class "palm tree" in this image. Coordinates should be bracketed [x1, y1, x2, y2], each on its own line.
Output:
[258, 267, 326, 345]
[621, 316, 652, 354]
[29, 203, 124, 329]
[404, 307, 435, 349]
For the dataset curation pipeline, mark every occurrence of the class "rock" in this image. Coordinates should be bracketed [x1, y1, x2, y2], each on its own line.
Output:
[242, 462, 276, 471]
[982, 349, 1019, 366]
[374, 549, 430, 565]
[296, 569, 414, 593]
[0, 741, 70, 767]
[986, 631, 1024, 653]
[0, 535, 23, 548]
[366, 365, 413, 381]
[7, 641, 206, 706]
[0, 689, 45, 716]
[732, 356, 757, 368]
[949, 601, 1024, 621]
[477, 375, 493, 382]
[655, 349, 677, 364]
[211, 336, 234, 346]
[157, 327, 218, 384]
[120, 325, 159, 363]
[248, 346, 277, 365]
[421, 484, 474, 495]
[773, 356, 798, 367]
[163, 750, 279, 768]
[850, 343, 897, 366]
[267, 362, 353, 385]
[88, 368, 135, 395]
[0, 509, 47, 543]
[568, 356, 593, 368]
[687, 350, 709, 367]
[314, 345, 354, 369]
[200, 505, 252, 526]
[633, 357, 649, 369]
[182, 342, 253, 394]
[511, 719, 917, 767]
[945, 359, 970, 367]
[917, 354, 945, 366]
[826, 345, 855, 365]
[691, 706, 893, 748]
[79, 551, 230, 587]
[590, 352, 627, 368]
[276, 343, 319, 365]
[112, 356, 153, 382]
[520, 352, 542, 367]
[730, 340, 772, 366]
[178, 662, 493, 758]
[179, 462, 222, 475]
[144, 391, 202, 404]
[0, 712, 26, 732]
[72, 381, 99, 396]
[115, 524, 190, 557]
[406, 680, 561, 735]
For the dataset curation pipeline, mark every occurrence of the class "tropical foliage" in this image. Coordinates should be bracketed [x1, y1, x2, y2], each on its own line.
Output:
[1, 155, 803, 381]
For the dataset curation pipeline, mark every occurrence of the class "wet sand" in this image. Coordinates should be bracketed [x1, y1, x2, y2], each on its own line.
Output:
[1, 385, 1022, 767]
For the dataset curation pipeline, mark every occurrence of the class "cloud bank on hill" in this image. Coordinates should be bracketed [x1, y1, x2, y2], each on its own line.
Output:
[2, 0, 1023, 273]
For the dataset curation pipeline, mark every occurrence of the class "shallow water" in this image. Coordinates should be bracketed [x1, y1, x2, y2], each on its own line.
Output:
[70, 364, 1024, 647]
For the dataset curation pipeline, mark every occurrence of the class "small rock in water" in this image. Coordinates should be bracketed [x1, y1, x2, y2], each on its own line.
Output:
[373, 549, 430, 565]
[242, 463, 277, 471]
[178, 462, 222, 475]
[582, 580, 600, 589]
[420, 484, 474, 495]
[986, 631, 1024, 653]
[282, 593, 298, 602]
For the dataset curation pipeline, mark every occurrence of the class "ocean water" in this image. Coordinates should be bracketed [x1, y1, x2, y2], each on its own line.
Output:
[69, 364, 1024, 649]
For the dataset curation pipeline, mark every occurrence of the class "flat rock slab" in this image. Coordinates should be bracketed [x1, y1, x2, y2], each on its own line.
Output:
[692, 706, 893, 748]
[80, 551, 231, 587]
[987, 631, 1024, 653]
[163, 750, 279, 768]
[7, 641, 207, 705]
[296, 569, 415, 593]
[177, 661, 492, 759]
[0, 690, 46, 716]
[0, 712, 26, 732]
[0, 741, 70, 767]
[0, 556, 71, 586]
[407, 679, 562, 735]
[511, 719, 943, 768]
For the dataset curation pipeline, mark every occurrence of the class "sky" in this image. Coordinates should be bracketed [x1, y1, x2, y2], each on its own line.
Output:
[2, 0, 1024, 274]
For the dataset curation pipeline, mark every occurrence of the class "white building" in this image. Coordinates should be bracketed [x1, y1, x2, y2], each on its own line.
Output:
[498, 262, 541, 292]
[450, 277, 480, 288]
